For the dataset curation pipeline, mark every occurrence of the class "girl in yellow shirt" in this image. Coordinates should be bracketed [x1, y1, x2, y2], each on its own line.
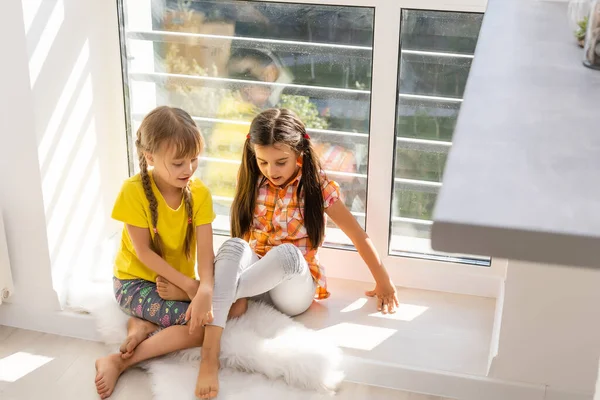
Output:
[94, 106, 244, 399]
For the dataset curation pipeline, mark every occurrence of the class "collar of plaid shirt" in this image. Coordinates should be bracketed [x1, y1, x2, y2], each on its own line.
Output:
[258, 164, 302, 189]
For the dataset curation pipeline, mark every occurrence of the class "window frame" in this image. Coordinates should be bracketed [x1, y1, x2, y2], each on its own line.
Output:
[117, 0, 504, 299]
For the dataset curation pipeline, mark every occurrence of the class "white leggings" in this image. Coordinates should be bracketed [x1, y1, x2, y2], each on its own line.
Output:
[211, 238, 316, 328]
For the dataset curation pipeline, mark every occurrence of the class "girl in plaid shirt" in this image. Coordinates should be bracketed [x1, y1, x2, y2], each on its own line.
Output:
[197, 108, 399, 398]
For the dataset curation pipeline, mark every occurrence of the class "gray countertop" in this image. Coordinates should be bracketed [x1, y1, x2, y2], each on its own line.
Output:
[431, 0, 600, 266]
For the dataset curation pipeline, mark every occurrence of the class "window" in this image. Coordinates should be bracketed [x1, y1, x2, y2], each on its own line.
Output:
[390, 10, 487, 265]
[120, 0, 374, 248]
[117, 0, 499, 296]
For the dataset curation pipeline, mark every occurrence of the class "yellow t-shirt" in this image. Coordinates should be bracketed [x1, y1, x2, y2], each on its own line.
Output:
[112, 172, 216, 282]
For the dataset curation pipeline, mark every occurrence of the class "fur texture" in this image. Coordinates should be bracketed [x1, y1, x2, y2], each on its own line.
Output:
[90, 286, 344, 399]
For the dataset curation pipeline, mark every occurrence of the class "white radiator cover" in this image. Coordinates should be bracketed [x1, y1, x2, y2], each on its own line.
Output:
[0, 210, 14, 305]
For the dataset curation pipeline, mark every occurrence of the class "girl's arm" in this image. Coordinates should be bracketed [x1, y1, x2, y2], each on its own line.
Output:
[187, 223, 215, 334]
[195, 223, 215, 290]
[127, 224, 198, 298]
[325, 200, 399, 313]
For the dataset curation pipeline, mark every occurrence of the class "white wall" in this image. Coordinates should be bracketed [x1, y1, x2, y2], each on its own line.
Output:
[22, 0, 128, 305]
[490, 260, 600, 398]
[0, 0, 127, 329]
[0, 0, 60, 313]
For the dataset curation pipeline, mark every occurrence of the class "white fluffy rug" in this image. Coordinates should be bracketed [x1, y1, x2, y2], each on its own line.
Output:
[91, 287, 344, 399]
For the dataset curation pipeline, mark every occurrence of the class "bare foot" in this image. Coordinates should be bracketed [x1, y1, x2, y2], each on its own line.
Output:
[156, 276, 198, 301]
[95, 353, 125, 399]
[228, 298, 248, 320]
[196, 353, 220, 399]
[119, 317, 157, 359]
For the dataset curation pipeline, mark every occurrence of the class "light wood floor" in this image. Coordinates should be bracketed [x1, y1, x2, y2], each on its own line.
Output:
[0, 325, 454, 400]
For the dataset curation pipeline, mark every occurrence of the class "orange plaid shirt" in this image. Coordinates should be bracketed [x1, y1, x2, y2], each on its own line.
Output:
[245, 170, 341, 300]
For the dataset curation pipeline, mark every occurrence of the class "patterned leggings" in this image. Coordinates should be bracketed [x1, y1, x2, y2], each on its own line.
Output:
[113, 277, 189, 328]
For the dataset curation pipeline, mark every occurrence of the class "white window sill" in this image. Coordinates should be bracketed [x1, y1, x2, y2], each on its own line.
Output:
[296, 277, 495, 377]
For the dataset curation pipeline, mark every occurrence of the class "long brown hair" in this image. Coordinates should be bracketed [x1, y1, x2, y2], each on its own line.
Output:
[135, 106, 204, 259]
[231, 108, 324, 249]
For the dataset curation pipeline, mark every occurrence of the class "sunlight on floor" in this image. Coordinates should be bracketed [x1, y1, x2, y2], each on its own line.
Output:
[340, 297, 429, 322]
[318, 322, 396, 351]
[340, 298, 368, 313]
[368, 304, 429, 322]
[0, 352, 54, 383]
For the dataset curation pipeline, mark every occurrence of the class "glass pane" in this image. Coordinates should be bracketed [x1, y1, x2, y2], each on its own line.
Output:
[400, 10, 483, 54]
[393, 187, 438, 221]
[121, 0, 374, 246]
[391, 9, 487, 265]
[399, 53, 473, 98]
[396, 98, 460, 141]
[395, 148, 447, 182]
[158, 1, 374, 46]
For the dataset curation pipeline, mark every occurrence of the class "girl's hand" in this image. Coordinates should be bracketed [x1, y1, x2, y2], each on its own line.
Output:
[366, 279, 399, 314]
[186, 285, 214, 334]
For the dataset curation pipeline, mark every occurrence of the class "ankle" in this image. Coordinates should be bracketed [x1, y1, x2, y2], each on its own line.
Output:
[201, 347, 220, 360]
[110, 353, 128, 373]
[200, 355, 220, 369]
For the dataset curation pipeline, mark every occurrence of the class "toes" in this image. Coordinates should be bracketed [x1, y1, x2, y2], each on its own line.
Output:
[126, 340, 137, 353]
[119, 341, 128, 353]
[121, 337, 139, 355]
[99, 383, 114, 397]
[157, 276, 170, 287]
[196, 387, 218, 399]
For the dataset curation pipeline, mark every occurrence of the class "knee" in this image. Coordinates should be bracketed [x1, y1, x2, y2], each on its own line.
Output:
[273, 244, 305, 276]
[215, 238, 251, 264]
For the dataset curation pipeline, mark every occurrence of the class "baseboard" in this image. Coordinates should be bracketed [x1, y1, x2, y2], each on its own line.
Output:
[0, 302, 99, 341]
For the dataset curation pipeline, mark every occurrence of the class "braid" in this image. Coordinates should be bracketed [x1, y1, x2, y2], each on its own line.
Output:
[182, 183, 195, 259]
[138, 141, 164, 257]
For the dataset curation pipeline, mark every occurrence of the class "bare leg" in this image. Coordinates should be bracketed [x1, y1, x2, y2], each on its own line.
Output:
[193, 298, 247, 399]
[228, 298, 248, 320]
[95, 325, 205, 399]
[119, 317, 158, 359]
[195, 326, 222, 399]
[197, 239, 310, 398]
